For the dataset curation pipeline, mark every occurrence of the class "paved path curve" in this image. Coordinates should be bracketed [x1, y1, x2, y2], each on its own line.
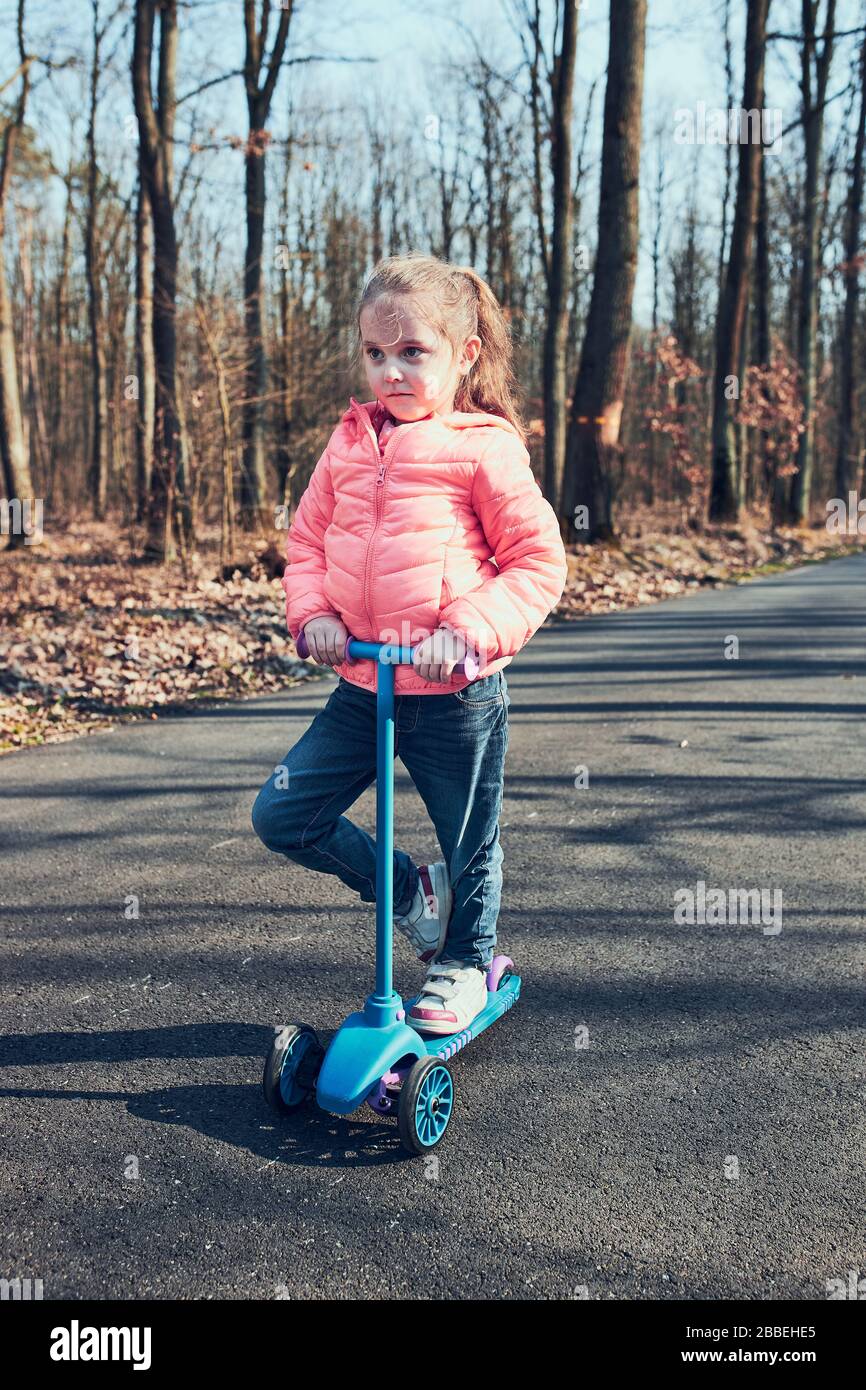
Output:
[1, 553, 864, 1299]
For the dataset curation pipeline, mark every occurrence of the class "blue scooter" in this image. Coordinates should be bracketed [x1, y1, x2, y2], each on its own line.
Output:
[262, 632, 521, 1154]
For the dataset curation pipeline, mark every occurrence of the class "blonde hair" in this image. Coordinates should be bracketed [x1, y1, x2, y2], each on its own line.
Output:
[352, 252, 527, 447]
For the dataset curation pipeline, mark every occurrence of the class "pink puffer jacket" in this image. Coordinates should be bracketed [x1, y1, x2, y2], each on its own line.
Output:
[282, 396, 568, 695]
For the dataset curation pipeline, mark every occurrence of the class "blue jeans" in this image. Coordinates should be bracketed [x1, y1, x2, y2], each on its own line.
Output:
[251, 670, 510, 970]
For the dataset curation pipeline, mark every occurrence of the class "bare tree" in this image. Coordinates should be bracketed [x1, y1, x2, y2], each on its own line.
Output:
[834, 26, 866, 498]
[0, 0, 36, 549]
[754, 149, 781, 516]
[709, 0, 771, 523]
[196, 298, 238, 573]
[17, 204, 49, 483]
[84, 0, 114, 520]
[647, 125, 668, 506]
[134, 162, 155, 521]
[50, 146, 76, 504]
[132, 0, 186, 561]
[240, 0, 293, 532]
[719, 0, 735, 292]
[514, 0, 571, 503]
[529, 0, 579, 512]
[562, 0, 647, 539]
[789, 0, 836, 522]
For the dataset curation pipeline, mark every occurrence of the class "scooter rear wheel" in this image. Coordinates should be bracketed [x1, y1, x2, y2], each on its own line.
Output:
[398, 1057, 455, 1154]
[263, 1023, 324, 1114]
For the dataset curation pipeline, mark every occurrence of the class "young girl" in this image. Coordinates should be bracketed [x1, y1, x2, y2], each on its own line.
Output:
[252, 253, 567, 1034]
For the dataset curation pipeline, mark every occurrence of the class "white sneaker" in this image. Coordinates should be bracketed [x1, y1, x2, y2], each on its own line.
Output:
[394, 861, 452, 962]
[408, 959, 489, 1036]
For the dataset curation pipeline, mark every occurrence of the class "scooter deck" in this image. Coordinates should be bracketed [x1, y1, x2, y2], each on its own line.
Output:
[404, 973, 521, 1061]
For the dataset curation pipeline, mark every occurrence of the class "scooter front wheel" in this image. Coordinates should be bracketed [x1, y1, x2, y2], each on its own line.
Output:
[263, 1023, 324, 1114]
[398, 1057, 455, 1154]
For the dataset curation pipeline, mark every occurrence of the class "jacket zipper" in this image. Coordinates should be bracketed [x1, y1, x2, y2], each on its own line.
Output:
[358, 410, 407, 638]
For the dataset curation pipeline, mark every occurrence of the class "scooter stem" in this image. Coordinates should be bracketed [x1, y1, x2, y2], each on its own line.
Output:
[294, 632, 480, 1008]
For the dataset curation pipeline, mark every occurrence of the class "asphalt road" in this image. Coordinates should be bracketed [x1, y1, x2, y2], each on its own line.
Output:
[1, 552, 864, 1300]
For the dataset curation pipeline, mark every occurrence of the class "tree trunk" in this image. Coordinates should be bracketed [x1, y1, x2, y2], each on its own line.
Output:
[276, 132, 294, 508]
[542, 0, 579, 512]
[481, 88, 497, 285]
[719, 0, 735, 293]
[709, 0, 770, 523]
[834, 27, 866, 498]
[0, 242, 34, 544]
[50, 157, 74, 505]
[132, 0, 184, 562]
[755, 151, 784, 522]
[562, 0, 647, 541]
[0, 0, 36, 550]
[134, 165, 155, 522]
[240, 0, 293, 533]
[647, 130, 665, 507]
[197, 302, 237, 573]
[737, 284, 751, 510]
[790, 0, 836, 524]
[85, 0, 109, 520]
[106, 242, 131, 498]
[17, 206, 49, 491]
[242, 133, 268, 529]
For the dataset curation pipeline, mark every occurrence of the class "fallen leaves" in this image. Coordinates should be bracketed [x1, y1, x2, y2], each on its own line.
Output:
[0, 520, 316, 753]
[2, 515, 861, 753]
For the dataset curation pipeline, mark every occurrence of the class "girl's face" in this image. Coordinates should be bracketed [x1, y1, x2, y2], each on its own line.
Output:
[360, 298, 480, 421]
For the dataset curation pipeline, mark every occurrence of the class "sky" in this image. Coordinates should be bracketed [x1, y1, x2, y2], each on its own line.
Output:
[3, 0, 863, 324]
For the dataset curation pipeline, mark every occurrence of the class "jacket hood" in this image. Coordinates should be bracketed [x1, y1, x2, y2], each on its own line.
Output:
[342, 396, 523, 442]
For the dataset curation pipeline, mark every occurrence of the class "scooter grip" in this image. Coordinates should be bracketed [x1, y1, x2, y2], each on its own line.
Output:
[297, 629, 352, 663]
[296, 629, 480, 680]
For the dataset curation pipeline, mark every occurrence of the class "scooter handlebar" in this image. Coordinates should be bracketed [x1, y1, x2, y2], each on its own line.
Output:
[296, 629, 480, 681]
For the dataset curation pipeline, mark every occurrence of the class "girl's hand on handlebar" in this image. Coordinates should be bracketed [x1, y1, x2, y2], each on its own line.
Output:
[302, 616, 349, 668]
[412, 627, 470, 684]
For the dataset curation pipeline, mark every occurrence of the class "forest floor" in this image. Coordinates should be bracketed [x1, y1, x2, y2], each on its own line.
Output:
[1, 514, 861, 754]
